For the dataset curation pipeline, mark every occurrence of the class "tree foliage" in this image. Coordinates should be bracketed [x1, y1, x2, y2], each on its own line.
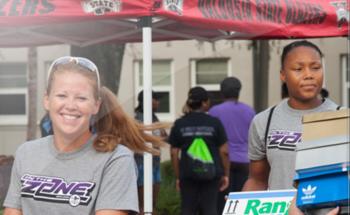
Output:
[253, 40, 270, 112]
[156, 161, 181, 215]
[27, 47, 38, 141]
[71, 44, 125, 94]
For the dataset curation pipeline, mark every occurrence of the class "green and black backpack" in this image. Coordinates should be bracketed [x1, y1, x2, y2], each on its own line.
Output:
[185, 137, 216, 181]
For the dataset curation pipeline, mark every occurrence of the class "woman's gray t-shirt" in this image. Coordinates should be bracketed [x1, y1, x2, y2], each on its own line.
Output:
[4, 135, 138, 215]
[248, 98, 338, 190]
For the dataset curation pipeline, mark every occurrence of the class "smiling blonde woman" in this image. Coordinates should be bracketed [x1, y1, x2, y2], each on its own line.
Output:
[3, 56, 164, 215]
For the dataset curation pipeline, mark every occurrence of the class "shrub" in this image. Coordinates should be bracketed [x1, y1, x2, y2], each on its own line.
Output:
[0, 156, 14, 207]
[156, 160, 181, 215]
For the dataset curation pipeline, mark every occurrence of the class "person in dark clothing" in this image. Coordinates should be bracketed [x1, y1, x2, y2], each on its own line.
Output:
[39, 113, 53, 137]
[134, 90, 167, 215]
[169, 86, 230, 215]
[209, 77, 255, 214]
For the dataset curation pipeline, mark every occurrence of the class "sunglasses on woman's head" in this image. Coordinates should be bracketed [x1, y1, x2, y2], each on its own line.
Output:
[47, 56, 101, 89]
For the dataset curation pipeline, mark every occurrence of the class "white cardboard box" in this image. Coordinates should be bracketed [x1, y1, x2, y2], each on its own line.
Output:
[295, 109, 349, 170]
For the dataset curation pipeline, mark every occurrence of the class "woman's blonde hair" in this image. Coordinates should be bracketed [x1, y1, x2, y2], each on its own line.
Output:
[47, 60, 164, 154]
[94, 86, 164, 154]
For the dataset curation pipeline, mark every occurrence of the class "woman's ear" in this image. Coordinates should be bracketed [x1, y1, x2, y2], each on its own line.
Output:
[280, 70, 286, 82]
[43, 94, 49, 111]
[202, 100, 210, 111]
[93, 99, 102, 115]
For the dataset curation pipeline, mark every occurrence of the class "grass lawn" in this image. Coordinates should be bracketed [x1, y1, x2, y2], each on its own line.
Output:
[156, 161, 180, 215]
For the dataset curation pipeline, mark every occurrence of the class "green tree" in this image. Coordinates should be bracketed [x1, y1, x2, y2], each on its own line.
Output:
[71, 44, 125, 94]
[253, 40, 270, 112]
[27, 47, 38, 141]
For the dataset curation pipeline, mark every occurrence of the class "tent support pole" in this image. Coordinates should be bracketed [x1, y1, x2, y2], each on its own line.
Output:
[142, 16, 153, 215]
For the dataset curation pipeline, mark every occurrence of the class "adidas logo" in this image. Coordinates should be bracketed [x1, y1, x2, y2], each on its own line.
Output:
[301, 185, 317, 201]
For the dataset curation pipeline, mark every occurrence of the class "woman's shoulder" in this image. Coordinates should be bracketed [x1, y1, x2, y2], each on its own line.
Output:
[92, 144, 135, 168]
[253, 103, 281, 123]
[16, 136, 52, 155]
[172, 114, 188, 124]
[111, 144, 134, 158]
[322, 98, 339, 110]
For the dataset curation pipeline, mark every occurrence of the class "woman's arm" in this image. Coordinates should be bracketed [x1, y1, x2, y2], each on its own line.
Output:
[95, 210, 128, 215]
[327, 207, 340, 215]
[242, 158, 270, 191]
[94, 150, 139, 214]
[219, 143, 230, 191]
[3, 208, 22, 215]
[170, 146, 181, 191]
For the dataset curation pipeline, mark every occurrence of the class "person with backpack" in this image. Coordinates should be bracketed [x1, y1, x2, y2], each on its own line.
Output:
[169, 86, 229, 215]
[242, 40, 340, 215]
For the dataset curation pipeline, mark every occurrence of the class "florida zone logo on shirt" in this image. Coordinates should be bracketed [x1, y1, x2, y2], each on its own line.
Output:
[267, 130, 301, 151]
[21, 174, 95, 207]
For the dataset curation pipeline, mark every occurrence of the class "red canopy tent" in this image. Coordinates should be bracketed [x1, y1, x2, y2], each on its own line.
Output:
[0, 0, 348, 213]
[0, 0, 348, 47]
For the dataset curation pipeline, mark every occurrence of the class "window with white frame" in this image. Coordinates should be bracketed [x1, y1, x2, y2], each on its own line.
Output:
[135, 60, 173, 118]
[191, 58, 230, 106]
[0, 63, 27, 122]
[341, 54, 349, 107]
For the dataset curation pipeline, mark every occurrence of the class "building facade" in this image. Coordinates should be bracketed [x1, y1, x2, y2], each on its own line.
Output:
[0, 38, 348, 156]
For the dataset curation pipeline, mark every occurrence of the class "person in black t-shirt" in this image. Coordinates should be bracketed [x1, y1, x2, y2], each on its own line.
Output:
[169, 86, 230, 215]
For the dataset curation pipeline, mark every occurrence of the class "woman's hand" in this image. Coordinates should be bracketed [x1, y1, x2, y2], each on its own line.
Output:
[219, 175, 229, 191]
[4, 208, 22, 215]
[327, 207, 340, 215]
[96, 210, 128, 215]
